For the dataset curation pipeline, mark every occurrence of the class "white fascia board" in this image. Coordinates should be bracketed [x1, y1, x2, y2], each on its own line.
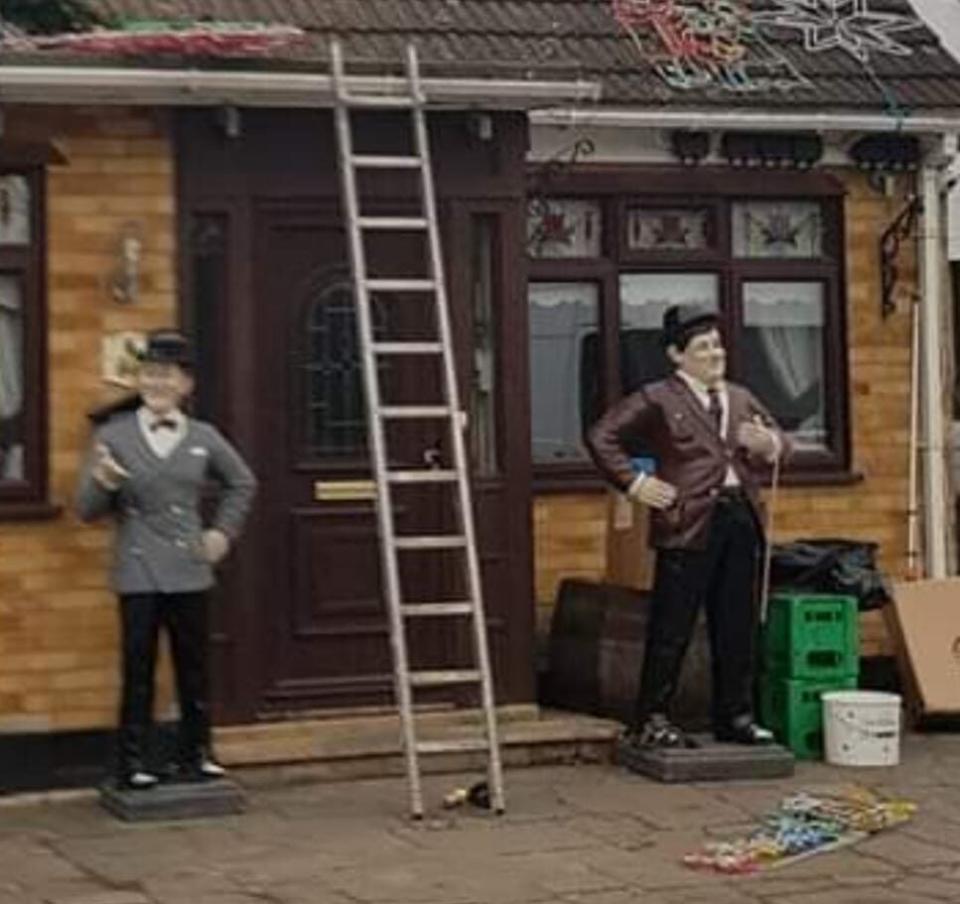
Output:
[531, 107, 960, 135]
[0, 66, 602, 109]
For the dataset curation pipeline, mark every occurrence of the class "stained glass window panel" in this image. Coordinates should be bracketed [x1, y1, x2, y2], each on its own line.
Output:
[526, 198, 601, 259]
[732, 201, 822, 259]
[0, 176, 30, 246]
[302, 276, 387, 460]
[625, 206, 710, 252]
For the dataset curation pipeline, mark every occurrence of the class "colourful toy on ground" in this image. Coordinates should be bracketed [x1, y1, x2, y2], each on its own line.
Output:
[683, 788, 916, 874]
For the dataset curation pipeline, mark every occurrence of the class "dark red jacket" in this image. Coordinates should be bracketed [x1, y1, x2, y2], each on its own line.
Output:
[587, 375, 792, 550]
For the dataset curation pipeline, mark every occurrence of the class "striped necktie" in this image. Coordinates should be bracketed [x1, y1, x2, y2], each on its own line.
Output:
[707, 387, 723, 434]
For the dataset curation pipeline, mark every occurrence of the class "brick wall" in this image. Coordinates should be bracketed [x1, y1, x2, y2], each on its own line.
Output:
[533, 170, 918, 656]
[0, 107, 177, 732]
[0, 129, 920, 734]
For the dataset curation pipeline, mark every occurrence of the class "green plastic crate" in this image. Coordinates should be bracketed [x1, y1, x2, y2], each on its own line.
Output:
[763, 593, 859, 680]
[760, 675, 858, 759]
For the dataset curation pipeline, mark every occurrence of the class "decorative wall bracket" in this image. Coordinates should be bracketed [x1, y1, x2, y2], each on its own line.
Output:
[879, 194, 921, 319]
[527, 138, 596, 255]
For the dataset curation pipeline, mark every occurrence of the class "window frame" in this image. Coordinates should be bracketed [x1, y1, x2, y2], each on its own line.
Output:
[0, 166, 50, 515]
[526, 169, 853, 490]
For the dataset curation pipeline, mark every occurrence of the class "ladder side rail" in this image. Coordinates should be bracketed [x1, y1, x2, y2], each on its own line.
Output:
[331, 41, 425, 818]
[405, 44, 506, 814]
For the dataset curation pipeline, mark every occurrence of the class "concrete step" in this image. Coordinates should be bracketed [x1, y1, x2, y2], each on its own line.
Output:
[214, 706, 620, 783]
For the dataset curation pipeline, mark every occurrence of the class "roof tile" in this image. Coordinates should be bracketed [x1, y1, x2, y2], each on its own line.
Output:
[6, 0, 959, 112]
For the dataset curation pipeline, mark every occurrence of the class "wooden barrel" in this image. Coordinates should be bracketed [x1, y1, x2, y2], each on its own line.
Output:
[544, 579, 712, 730]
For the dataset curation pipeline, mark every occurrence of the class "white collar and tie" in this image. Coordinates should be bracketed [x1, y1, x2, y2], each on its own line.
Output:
[675, 370, 739, 487]
[137, 406, 187, 459]
[676, 371, 731, 434]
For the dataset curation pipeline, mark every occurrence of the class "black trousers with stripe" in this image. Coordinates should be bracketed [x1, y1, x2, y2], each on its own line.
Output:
[117, 591, 211, 773]
[633, 492, 761, 730]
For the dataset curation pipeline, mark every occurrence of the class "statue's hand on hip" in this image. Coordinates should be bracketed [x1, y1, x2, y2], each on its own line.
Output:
[92, 443, 130, 490]
[201, 529, 231, 565]
[629, 475, 678, 510]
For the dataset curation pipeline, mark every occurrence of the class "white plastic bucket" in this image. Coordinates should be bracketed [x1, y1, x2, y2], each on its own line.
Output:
[821, 690, 901, 767]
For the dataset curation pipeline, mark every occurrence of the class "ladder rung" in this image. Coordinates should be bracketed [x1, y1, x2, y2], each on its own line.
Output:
[401, 602, 474, 617]
[367, 279, 436, 292]
[380, 406, 452, 419]
[341, 94, 416, 109]
[372, 342, 443, 356]
[352, 155, 423, 169]
[410, 669, 481, 687]
[388, 469, 457, 483]
[395, 535, 467, 550]
[416, 738, 490, 754]
[358, 216, 428, 231]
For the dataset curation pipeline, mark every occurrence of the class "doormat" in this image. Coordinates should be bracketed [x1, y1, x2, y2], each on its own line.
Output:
[682, 788, 916, 875]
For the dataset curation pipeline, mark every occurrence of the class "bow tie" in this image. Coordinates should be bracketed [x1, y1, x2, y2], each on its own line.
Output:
[149, 417, 178, 432]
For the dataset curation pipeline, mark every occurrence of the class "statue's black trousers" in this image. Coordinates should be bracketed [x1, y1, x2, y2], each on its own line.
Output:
[634, 491, 761, 730]
[117, 591, 211, 773]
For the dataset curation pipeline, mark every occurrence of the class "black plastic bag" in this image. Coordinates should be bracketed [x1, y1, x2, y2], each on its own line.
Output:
[769, 538, 892, 611]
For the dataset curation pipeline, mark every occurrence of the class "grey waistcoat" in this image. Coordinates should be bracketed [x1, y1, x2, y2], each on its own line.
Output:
[75, 413, 257, 595]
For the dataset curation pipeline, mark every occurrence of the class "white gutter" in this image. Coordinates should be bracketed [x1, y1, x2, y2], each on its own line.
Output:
[0, 66, 601, 109]
[532, 107, 960, 134]
[919, 163, 951, 578]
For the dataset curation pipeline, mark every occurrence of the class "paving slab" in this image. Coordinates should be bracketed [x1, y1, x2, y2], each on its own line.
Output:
[888, 874, 960, 901]
[771, 887, 941, 904]
[44, 893, 152, 904]
[625, 887, 769, 904]
[2, 735, 960, 903]
[857, 831, 960, 868]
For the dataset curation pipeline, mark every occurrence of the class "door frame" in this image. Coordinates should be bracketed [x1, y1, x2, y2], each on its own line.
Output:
[176, 110, 537, 723]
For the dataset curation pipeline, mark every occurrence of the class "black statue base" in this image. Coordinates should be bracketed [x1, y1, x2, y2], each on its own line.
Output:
[99, 778, 246, 821]
[617, 735, 795, 783]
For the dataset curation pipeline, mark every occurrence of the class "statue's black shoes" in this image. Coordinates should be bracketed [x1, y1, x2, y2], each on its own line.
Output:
[116, 769, 158, 791]
[627, 715, 700, 750]
[714, 717, 774, 745]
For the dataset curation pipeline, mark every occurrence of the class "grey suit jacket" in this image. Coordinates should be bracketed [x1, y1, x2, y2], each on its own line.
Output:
[76, 412, 257, 595]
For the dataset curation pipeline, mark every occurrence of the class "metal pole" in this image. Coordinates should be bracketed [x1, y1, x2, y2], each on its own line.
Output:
[919, 165, 950, 578]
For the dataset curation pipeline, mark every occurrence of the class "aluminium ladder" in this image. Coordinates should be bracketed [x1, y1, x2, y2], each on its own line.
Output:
[329, 40, 505, 819]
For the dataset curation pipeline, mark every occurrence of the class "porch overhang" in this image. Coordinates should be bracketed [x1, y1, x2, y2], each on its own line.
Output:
[0, 65, 602, 110]
[531, 107, 960, 136]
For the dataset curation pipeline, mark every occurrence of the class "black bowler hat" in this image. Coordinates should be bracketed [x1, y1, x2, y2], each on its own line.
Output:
[139, 329, 192, 367]
[661, 304, 719, 350]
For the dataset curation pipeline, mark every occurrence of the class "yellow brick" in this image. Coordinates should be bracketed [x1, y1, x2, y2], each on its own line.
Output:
[0, 107, 175, 731]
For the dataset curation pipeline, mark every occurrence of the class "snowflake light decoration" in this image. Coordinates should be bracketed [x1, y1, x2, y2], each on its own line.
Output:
[753, 0, 921, 63]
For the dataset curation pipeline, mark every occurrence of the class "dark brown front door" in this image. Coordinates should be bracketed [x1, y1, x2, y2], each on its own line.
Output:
[179, 110, 534, 723]
[252, 203, 459, 713]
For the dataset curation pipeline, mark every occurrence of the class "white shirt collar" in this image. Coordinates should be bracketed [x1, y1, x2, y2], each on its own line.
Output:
[676, 369, 725, 400]
[137, 406, 187, 459]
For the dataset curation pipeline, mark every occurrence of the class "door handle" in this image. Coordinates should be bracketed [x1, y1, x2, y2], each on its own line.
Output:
[423, 440, 444, 469]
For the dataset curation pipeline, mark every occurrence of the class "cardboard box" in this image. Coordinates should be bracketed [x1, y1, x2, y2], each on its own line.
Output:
[887, 578, 960, 720]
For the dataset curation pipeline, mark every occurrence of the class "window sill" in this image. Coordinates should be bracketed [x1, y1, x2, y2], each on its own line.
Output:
[532, 468, 864, 495]
[774, 469, 864, 488]
[0, 501, 64, 521]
